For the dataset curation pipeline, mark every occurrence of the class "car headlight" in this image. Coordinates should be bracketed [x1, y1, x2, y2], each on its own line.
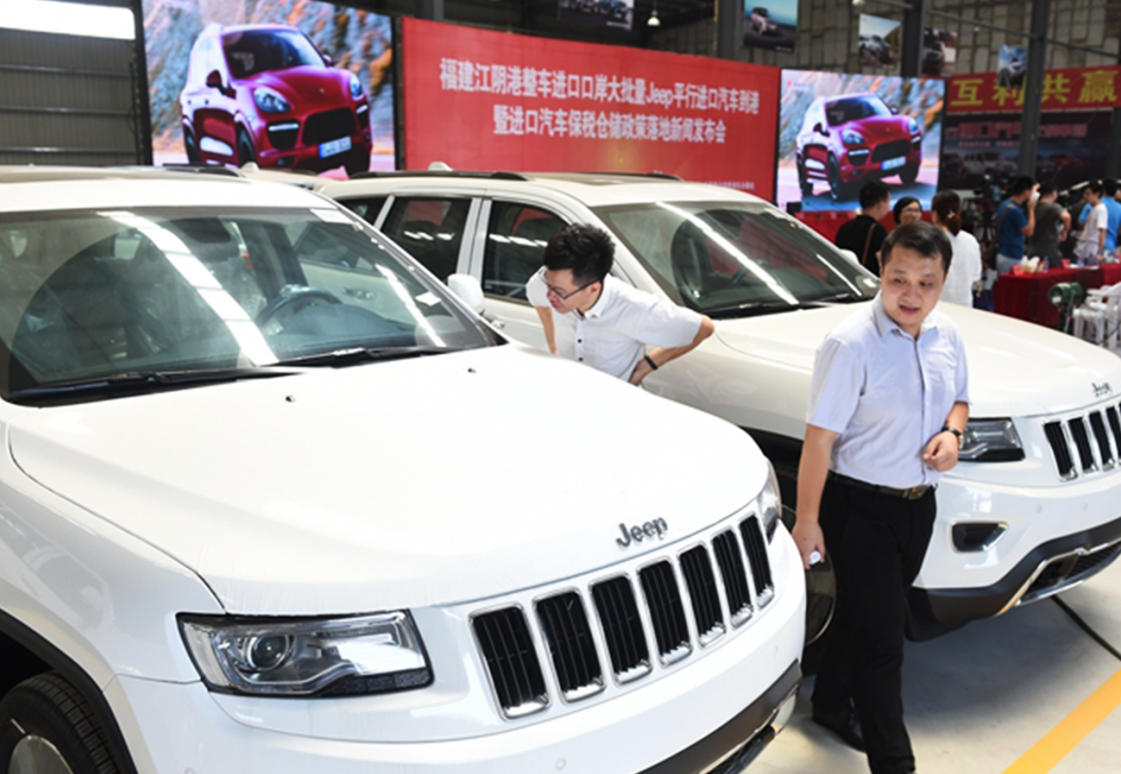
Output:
[179, 612, 432, 697]
[959, 418, 1024, 462]
[253, 86, 291, 113]
[759, 460, 782, 542]
[908, 117, 921, 134]
[841, 129, 864, 146]
[349, 72, 365, 100]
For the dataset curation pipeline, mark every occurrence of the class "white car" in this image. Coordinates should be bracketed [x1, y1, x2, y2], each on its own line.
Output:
[0, 166, 804, 774]
[317, 170, 1121, 641]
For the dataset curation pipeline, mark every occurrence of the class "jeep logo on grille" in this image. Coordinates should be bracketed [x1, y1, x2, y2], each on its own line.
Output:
[1093, 382, 1113, 398]
[616, 519, 668, 547]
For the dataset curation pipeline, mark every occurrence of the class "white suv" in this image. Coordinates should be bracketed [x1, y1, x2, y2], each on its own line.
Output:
[0, 166, 804, 774]
[317, 170, 1121, 641]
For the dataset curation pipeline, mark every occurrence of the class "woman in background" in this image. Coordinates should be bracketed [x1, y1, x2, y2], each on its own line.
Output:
[892, 196, 923, 227]
[932, 190, 983, 307]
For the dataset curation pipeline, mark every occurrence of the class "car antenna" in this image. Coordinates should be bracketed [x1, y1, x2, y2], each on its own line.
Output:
[428, 161, 454, 171]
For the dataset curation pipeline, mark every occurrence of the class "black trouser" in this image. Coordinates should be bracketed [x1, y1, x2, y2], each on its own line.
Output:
[811, 474, 936, 774]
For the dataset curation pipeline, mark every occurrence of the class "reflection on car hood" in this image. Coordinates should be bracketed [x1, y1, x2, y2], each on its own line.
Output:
[715, 301, 1121, 418]
[251, 67, 351, 105]
[8, 346, 764, 616]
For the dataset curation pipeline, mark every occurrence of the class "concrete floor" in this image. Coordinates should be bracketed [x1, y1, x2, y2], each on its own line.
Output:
[755, 558, 1121, 774]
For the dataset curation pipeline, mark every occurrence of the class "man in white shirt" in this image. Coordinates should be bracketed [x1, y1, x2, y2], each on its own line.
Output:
[793, 221, 970, 774]
[1076, 180, 1108, 266]
[526, 224, 714, 384]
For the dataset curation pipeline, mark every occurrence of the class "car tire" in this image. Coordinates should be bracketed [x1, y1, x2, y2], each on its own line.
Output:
[797, 156, 813, 197]
[0, 672, 123, 774]
[900, 161, 919, 186]
[827, 155, 848, 202]
[344, 148, 371, 177]
[236, 129, 256, 169]
[184, 128, 200, 164]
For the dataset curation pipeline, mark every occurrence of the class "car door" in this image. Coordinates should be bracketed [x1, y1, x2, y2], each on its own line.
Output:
[377, 195, 478, 283]
[470, 198, 572, 348]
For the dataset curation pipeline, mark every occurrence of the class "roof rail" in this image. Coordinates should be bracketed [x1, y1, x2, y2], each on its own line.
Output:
[159, 163, 245, 178]
[347, 170, 531, 181]
[574, 171, 683, 181]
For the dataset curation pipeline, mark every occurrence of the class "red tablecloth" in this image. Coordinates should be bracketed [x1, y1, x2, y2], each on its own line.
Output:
[993, 264, 1121, 327]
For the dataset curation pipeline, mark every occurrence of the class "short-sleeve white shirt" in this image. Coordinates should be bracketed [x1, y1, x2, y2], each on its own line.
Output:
[526, 270, 703, 380]
[806, 294, 970, 488]
[942, 229, 983, 306]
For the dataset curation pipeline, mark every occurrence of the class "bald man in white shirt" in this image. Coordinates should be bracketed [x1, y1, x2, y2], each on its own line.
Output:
[526, 224, 714, 385]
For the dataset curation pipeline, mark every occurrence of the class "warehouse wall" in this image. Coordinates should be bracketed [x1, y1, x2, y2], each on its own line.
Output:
[0, 26, 143, 166]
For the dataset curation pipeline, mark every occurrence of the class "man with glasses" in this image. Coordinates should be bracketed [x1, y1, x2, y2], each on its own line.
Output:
[526, 223, 714, 385]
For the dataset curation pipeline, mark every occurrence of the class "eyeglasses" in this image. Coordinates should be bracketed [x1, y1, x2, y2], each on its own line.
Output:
[546, 281, 594, 300]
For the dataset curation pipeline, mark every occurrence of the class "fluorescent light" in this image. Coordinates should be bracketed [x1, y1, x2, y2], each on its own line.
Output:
[1, 0, 135, 40]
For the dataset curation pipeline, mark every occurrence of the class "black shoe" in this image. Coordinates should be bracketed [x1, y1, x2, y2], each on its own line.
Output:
[811, 704, 866, 752]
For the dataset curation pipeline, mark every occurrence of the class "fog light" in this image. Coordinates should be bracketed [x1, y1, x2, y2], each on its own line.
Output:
[953, 522, 1007, 552]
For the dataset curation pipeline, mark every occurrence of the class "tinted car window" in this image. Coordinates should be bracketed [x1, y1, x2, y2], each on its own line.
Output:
[224, 30, 324, 78]
[596, 201, 878, 316]
[0, 208, 497, 402]
[483, 201, 566, 299]
[380, 197, 470, 282]
[826, 96, 892, 125]
[340, 197, 388, 225]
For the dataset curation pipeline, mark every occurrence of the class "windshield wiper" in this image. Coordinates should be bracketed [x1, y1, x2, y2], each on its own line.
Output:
[9, 367, 294, 403]
[705, 300, 817, 318]
[804, 291, 869, 304]
[273, 345, 465, 367]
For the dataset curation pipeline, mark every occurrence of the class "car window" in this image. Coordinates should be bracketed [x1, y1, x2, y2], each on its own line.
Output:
[595, 201, 878, 316]
[339, 197, 388, 225]
[0, 208, 498, 403]
[380, 197, 470, 283]
[482, 201, 566, 300]
[223, 29, 324, 79]
[826, 96, 891, 125]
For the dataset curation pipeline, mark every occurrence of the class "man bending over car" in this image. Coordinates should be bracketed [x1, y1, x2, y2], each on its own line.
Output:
[526, 224, 714, 385]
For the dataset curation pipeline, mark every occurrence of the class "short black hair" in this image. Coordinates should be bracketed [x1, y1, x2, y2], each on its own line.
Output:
[880, 220, 952, 275]
[859, 180, 891, 211]
[1104, 179, 1118, 197]
[1008, 176, 1036, 197]
[1038, 181, 1059, 198]
[1086, 179, 1105, 196]
[543, 223, 615, 286]
[892, 196, 921, 225]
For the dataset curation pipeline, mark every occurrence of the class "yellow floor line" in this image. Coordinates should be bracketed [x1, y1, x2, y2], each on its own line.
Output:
[1002, 667, 1121, 774]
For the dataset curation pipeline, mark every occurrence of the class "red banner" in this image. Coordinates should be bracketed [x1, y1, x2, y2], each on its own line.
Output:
[402, 18, 779, 199]
[946, 66, 1121, 113]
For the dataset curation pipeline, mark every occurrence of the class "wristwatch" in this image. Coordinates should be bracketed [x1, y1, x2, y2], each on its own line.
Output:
[942, 425, 963, 447]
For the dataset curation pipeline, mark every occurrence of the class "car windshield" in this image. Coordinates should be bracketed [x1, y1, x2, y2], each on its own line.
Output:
[595, 200, 879, 317]
[0, 207, 497, 402]
[224, 30, 323, 78]
[826, 96, 892, 125]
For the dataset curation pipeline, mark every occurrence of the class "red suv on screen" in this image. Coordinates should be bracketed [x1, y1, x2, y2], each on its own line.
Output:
[179, 24, 372, 175]
[795, 93, 922, 201]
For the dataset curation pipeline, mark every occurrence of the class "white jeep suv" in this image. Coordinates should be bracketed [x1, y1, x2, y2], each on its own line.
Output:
[317, 169, 1121, 641]
[0, 167, 804, 774]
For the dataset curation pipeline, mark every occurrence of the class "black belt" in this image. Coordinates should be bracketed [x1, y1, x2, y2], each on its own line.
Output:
[829, 471, 934, 500]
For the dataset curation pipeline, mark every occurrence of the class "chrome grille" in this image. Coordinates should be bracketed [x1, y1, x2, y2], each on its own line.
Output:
[472, 512, 777, 718]
[1043, 401, 1121, 480]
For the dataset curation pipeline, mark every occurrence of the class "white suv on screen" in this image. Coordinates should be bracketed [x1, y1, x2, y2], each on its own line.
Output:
[0, 167, 804, 774]
[317, 169, 1121, 641]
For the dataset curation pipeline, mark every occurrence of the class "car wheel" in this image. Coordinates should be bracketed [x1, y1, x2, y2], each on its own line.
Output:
[184, 128, 200, 164]
[0, 673, 123, 774]
[828, 154, 848, 202]
[236, 129, 256, 169]
[344, 148, 371, 177]
[900, 161, 919, 186]
[797, 156, 813, 197]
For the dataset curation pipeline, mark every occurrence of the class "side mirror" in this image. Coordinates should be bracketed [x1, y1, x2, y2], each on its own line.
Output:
[322, 53, 334, 66]
[838, 248, 860, 265]
[205, 70, 224, 91]
[813, 122, 825, 135]
[447, 273, 485, 313]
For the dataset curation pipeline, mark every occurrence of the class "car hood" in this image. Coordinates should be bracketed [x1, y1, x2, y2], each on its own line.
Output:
[7, 346, 764, 616]
[249, 67, 353, 106]
[714, 300, 1121, 418]
[840, 115, 911, 140]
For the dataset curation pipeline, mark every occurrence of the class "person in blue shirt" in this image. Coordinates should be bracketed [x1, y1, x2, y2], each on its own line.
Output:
[1101, 179, 1121, 254]
[994, 176, 1038, 274]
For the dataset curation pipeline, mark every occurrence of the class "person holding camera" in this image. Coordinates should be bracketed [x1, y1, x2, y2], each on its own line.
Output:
[992, 176, 1038, 274]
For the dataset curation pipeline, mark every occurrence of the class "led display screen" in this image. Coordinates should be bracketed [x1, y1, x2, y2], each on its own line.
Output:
[144, 0, 394, 176]
[777, 69, 944, 213]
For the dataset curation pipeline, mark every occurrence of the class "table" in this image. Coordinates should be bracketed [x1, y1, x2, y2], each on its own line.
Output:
[993, 264, 1121, 327]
